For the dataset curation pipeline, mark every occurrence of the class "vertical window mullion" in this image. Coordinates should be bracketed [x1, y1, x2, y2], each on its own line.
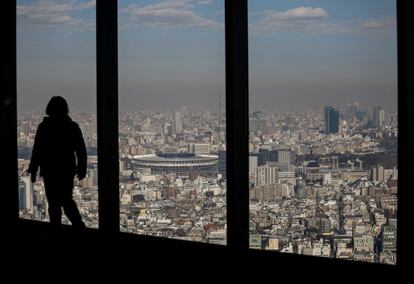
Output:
[397, 0, 412, 268]
[97, 0, 119, 234]
[2, 0, 18, 227]
[225, 0, 249, 252]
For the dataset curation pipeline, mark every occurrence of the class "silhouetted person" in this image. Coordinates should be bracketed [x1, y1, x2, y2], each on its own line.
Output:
[28, 96, 86, 229]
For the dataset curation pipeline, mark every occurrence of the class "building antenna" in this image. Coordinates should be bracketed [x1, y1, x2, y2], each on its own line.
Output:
[218, 93, 222, 133]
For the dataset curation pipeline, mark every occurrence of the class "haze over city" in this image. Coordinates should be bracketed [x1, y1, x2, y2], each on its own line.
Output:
[17, 0, 397, 112]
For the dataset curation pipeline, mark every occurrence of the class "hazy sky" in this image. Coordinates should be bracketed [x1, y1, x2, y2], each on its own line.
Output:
[17, 0, 397, 112]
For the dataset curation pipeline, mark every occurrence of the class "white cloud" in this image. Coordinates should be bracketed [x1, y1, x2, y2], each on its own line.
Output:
[17, 0, 95, 29]
[253, 6, 395, 35]
[197, 0, 214, 5]
[120, 0, 222, 30]
[77, 0, 96, 10]
[264, 6, 328, 21]
[362, 18, 396, 30]
[254, 6, 330, 32]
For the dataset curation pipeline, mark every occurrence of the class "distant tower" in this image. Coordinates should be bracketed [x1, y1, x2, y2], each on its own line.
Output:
[218, 149, 227, 179]
[218, 93, 222, 133]
[345, 102, 359, 121]
[379, 109, 385, 127]
[174, 110, 182, 134]
[325, 106, 339, 134]
[372, 106, 385, 128]
[19, 176, 33, 213]
[377, 166, 385, 182]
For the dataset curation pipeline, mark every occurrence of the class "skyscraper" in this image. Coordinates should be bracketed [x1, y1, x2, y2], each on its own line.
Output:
[345, 102, 359, 121]
[174, 110, 182, 134]
[325, 106, 339, 134]
[258, 149, 270, 166]
[218, 93, 222, 133]
[249, 154, 258, 179]
[371, 106, 385, 128]
[249, 118, 267, 133]
[218, 150, 226, 179]
[19, 176, 33, 213]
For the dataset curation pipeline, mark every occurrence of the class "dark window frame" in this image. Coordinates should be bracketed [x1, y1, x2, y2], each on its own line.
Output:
[1, 0, 412, 272]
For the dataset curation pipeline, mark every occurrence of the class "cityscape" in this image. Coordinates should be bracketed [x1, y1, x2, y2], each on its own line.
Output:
[14, 0, 398, 268]
[248, 103, 397, 265]
[18, 102, 397, 264]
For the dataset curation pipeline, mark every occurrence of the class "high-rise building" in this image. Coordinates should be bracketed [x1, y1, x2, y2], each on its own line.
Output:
[249, 154, 258, 178]
[218, 93, 222, 133]
[295, 180, 307, 199]
[325, 106, 339, 134]
[370, 167, 377, 181]
[372, 165, 386, 182]
[377, 166, 385, 182]
[249, 118, 266, 133]
[258, 149, 269, 166]
[379, 110, 385, 126]
[174, 110, 182, 134]
[19, 176, 33, 213]
[371, 106, 385, 128]
[218, 150, 226, 179]
[345, 102, 359, 121]
[382, 225, 397, 251]
[355, 110, 367, 123]
[269, 150, 278, 162]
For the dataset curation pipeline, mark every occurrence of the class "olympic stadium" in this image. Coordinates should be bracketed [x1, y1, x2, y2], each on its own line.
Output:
[132, 153, 218, 176]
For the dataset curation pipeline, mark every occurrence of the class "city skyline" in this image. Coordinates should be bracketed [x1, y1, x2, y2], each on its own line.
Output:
[17, 103, 398, 116]
[18, 102, 398, 264]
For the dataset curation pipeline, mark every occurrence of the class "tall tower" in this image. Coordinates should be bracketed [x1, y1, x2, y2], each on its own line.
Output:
[217, 93, 225, 142]
[218, 149, 227, 179]
[345, 102, 359, 121]
[19, 176, 33, 213]
[218, 93, 221, 133]
[325, 106, 339, 134]
[372, 106, 385, 128]
[174, 110, 182, 134]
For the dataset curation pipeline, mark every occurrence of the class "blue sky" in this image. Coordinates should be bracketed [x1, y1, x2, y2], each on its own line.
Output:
[17, 0, 397, 112]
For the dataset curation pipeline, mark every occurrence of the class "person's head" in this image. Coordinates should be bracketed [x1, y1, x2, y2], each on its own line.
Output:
[46, 96, 69, 117]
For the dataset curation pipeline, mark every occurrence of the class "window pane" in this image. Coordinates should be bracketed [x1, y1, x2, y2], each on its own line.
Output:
[17, 0, 98, 228]
[248, 0, 398, 265]
[118, 0, 226, 243]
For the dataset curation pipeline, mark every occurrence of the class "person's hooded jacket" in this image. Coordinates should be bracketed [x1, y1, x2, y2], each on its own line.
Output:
[28, 114, 87, 179]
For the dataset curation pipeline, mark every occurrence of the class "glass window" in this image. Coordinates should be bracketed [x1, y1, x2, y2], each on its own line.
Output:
[248, 0, 398, 265]
[17, 0, 98, 228]
[118, 0, 226, 244]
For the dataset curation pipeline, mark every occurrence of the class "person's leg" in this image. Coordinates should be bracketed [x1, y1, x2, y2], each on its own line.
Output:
[61, 177, 85, 228]
[62, 198, 85, 228]
[44, 178, 62, 226]
[47, 198, 62, 225]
